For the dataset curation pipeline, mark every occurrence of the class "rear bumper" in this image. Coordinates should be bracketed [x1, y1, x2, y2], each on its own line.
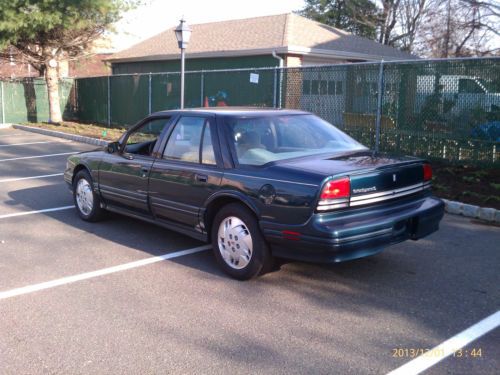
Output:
[261, 194, 444, 263]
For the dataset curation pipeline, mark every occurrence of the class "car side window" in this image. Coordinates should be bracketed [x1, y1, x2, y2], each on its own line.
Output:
[163, 116, 216, 164]
[125, 117, 171, 156]
[201, 122, 216, 165]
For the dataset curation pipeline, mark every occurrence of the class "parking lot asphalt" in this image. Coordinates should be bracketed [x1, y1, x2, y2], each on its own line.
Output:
[0, 127, 498, 375]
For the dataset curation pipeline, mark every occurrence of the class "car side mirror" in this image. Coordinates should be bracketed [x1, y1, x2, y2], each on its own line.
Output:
[107, 141, 121, 154]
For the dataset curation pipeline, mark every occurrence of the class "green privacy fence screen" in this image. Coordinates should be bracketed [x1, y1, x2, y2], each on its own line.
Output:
[1, 57, 499, 164]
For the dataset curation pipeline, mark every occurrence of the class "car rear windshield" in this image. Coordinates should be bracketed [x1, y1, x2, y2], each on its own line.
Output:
[225, 114, 367, 166]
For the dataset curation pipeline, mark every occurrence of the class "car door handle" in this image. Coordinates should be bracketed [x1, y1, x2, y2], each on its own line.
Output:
[195, 173, 208, 182]
[141, 167, 150, 178]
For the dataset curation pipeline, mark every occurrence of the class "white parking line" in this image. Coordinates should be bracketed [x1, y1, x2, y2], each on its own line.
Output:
[0, 245, 212, 300]
[0, 173, 64, 183]
[387, 310, 500, 375]
[0, 133, 26, 138]
[0, 140, 71, 147]
[0, 152, 74, 162]
[0, 205, 74, 219]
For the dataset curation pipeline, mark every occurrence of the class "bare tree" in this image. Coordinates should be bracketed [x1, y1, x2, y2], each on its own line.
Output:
[396, 0, 430, 51]
[416, 0, 500, 57]
[378, 0, 402, 45]
[374, 0, 432, 52]
[298, 0, 498, 56]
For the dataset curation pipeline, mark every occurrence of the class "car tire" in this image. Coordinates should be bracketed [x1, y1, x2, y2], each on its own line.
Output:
[211, 203, 273, 280]
[73, 169, 105, 222]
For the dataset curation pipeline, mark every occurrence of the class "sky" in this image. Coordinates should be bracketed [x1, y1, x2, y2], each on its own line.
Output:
[109, 0, 305, 52]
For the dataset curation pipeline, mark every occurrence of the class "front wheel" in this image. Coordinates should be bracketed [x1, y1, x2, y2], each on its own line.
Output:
[73, 169, 105, 222]
[211, 203, 273, 280]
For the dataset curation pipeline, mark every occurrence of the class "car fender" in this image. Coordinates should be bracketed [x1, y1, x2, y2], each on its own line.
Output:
[70, 157, 102, 193]
[204, 190, 260, 216]
[201, 190, 261, 235]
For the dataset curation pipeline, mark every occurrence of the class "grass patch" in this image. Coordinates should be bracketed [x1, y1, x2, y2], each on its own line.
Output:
[21, 121, 127, 141]
[433, 160, 500, 210]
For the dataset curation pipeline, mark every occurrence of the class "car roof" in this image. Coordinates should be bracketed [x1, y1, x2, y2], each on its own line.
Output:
[150, 107, 310, 117]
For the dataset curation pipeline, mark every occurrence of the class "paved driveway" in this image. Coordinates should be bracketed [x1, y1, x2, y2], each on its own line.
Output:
[0, 128, 498, 374]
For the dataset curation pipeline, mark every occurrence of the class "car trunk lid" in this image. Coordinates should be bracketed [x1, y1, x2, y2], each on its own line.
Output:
[277, 152, 430, 211]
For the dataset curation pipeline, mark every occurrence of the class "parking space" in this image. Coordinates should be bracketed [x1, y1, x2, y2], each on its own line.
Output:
[0, 128, 498, 374]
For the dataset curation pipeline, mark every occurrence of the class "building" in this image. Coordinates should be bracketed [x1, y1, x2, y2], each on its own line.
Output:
[107, 13, 417, 75]
[0, 53, 111, 79]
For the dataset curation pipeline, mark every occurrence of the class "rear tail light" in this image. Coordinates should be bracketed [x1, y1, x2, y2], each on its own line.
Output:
[423, 163, 432, 182]
[320, 177, 350, 199]
[317, 177, 350, 211]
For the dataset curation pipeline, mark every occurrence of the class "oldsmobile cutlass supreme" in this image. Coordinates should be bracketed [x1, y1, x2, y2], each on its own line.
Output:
[65, 108, 444, 280]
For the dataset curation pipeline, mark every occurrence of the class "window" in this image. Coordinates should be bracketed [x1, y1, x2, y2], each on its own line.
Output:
[201, 123, 216, 165]
[320, 80, 328, 95]
[163, 116, 216, 164]
[328, 81, 336, 95]
[124, 117, 170, 156]
[302, 80, 311, 94]
[336, 81, 343, 95]
[226, 115, 366, 166]
[311, 80, 319, 94]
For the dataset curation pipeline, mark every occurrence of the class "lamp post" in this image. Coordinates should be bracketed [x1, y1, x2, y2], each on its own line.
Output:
[174, 18, 192, 109]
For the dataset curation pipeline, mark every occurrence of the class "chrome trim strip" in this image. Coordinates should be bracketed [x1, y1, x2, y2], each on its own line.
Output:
[334, 227, 393, 243]
[350, 182, 424, 202]
[100, 189, 146, 202]
[349, 185, 423, 207]
[318, 198, 349, 206]
[394, 182, 424, 193]
[99, 184, 146, 199]
[151, 202, 197, 215]
[317, 202, 349, 211]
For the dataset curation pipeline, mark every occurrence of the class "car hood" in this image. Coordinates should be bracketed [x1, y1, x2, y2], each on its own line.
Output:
[70, 148, 106, 158]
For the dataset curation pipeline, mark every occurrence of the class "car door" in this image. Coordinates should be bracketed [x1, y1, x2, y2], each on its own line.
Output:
[148, 115, 223, 230]
[99, 116, 173, 215]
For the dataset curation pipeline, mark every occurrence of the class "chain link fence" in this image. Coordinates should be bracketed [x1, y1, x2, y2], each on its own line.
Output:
[1, 57, 499, 164]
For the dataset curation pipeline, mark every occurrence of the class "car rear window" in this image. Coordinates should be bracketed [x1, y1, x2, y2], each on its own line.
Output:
[225, 114, 366, 166]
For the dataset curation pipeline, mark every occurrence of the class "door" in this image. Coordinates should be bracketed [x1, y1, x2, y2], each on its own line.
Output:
[99, 116, 172, 215]
[148, 115, 223, 230]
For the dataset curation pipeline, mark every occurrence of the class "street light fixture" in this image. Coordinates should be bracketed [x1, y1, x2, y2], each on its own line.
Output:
[174, 18, 192, 109]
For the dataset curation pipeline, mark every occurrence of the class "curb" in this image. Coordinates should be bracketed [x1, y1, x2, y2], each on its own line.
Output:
[441, 199, 500, 224]
[11, 124, 109, 147]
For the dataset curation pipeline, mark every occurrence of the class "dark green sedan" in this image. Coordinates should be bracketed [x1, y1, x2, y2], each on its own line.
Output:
[65, 108, 444, 280]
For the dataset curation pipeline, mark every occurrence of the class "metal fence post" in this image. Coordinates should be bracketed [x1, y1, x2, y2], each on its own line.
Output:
[374, 60, 384, 153]
[278, 67, 283, 109]
[148, 73, 152, 114]
[200, 71, 204, 106]
[0, 81, 5, 124]
[273, 68, 277, 108]
[107, 76, 111, 126]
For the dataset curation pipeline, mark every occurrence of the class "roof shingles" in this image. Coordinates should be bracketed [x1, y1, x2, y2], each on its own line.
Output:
[109, 13, 416, 62]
